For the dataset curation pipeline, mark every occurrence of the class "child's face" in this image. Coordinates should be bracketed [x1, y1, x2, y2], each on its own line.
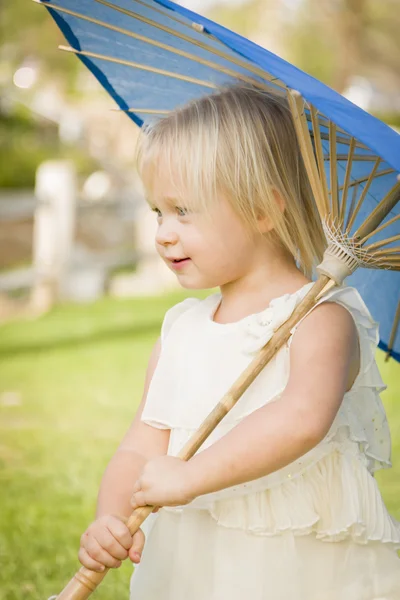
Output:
[149, 172, 264, 290]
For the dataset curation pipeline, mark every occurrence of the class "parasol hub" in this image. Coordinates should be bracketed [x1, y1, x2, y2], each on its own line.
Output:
[317, 220, 378, 285]
[317, 244, 356, 285]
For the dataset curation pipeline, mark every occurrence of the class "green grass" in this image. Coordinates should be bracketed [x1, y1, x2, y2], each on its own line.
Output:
[0, 293, 399, 599]
[0, 292, 193, 600]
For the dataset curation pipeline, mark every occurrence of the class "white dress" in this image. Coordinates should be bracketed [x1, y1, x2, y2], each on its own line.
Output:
[129, 282, 400, 600]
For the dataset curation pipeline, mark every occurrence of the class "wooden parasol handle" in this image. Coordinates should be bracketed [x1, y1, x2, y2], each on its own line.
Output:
[53, 274, 333, 600]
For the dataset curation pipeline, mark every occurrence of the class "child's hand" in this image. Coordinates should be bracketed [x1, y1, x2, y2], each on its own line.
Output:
[78, 515, 145, 572]
[131, 456, 194, 509]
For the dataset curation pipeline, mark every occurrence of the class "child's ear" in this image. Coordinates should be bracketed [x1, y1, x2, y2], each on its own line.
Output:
[257, 213, 274, 233]
[257, 189, 286, 233]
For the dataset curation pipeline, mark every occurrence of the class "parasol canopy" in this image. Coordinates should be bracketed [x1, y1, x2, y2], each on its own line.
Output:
[37, 0, 400, 360]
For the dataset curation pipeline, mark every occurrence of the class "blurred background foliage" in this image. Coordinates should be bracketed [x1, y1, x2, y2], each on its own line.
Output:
[0, 0, 102, 189]
[208, 0, 400, 102]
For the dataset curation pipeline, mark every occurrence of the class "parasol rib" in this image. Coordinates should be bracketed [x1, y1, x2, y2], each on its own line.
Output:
[339, 168, 394, 193]
[128, 0, 227, 45]
[385, 301, 400, 361]
[365, 234, 400, 251]
[287, 91, 327, 218]
[360, 213, 400, 244]
[338, 137, 356, 228]
[311, 106, 330, 215]
[345, 158, 381, 234]
[325, 153, 381, 162]
[329, 122, 339, 220]
[59, 45, 218, 88]
[355, 180, 400, 239]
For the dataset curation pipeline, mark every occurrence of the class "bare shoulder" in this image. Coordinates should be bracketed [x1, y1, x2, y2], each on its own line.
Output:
[294, 300, 357, 344]
[289, 300, 360, 394]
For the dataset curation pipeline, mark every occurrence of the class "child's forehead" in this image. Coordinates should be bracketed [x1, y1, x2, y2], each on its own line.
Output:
[143, 160, 186, 205]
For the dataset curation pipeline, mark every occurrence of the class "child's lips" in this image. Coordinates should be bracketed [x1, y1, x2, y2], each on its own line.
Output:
[167, 257, 191, 270]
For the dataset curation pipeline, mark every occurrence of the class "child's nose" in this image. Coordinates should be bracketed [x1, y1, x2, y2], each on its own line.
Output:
[155, 221, 179, 246]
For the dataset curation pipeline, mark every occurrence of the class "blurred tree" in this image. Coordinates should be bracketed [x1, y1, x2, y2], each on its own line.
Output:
[204, 0, 271, 39]
[0, 1, 114, 188]
[0, 0, 85, 187]
[285, 0, 400, 94]
[0, 0, 79, 93]
[208, 0, 400, 118]
[323, 0, 366, 93]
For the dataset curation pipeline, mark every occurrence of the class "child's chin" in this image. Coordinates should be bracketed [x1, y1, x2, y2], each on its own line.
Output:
[177, 276, 211, 291]
[178, 280, 205, 290]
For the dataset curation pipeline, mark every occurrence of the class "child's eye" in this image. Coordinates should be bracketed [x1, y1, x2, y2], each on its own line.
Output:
[152, 207, 162, 218]
[176, 206, 188, 217]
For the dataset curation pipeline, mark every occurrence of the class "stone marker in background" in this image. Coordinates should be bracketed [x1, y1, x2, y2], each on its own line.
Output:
[30, 160, 76, 312]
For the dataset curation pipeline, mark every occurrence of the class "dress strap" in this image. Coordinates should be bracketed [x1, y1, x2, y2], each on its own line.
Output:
[161, 298, 200, 344]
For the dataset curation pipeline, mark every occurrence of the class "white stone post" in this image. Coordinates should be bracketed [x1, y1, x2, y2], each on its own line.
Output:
[30, 160, 76, 311]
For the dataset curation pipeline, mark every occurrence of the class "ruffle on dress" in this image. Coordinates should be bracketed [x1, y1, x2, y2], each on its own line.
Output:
[240, 281, 314, 354]
[179, 440, 400, 548]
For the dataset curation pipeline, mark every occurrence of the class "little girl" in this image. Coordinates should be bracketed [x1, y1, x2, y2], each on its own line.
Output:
[79, 83, 400, 599]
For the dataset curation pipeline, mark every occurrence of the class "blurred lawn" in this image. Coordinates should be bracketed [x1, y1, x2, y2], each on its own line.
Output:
[0, 293, 399, 600]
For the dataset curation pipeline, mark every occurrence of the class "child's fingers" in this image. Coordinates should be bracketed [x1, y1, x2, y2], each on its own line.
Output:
[131, 479, 141, 494]
[108, 517, 134, 551]
[129, 528, 146, 564]
[78, 547, 106, 572]
[95, 528, 129, 561]
[131, 490, 148, 509]
[84, 537, 123, 569]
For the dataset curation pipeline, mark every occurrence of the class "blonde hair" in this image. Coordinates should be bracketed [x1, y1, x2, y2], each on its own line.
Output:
[135, 82, 326, 277]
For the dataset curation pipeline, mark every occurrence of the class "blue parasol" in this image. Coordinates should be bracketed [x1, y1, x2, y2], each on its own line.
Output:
[37, 0, 400, 360]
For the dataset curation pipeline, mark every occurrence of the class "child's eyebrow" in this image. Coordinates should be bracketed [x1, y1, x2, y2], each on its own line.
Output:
[147, 196, 182, 209]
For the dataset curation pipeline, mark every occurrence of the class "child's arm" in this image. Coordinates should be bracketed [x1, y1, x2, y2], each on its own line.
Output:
[131, 302, 360, 508]
[79, 337, 170, 572]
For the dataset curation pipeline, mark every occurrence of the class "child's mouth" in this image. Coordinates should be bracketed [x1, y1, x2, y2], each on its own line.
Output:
[170, 258, 191, 270]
